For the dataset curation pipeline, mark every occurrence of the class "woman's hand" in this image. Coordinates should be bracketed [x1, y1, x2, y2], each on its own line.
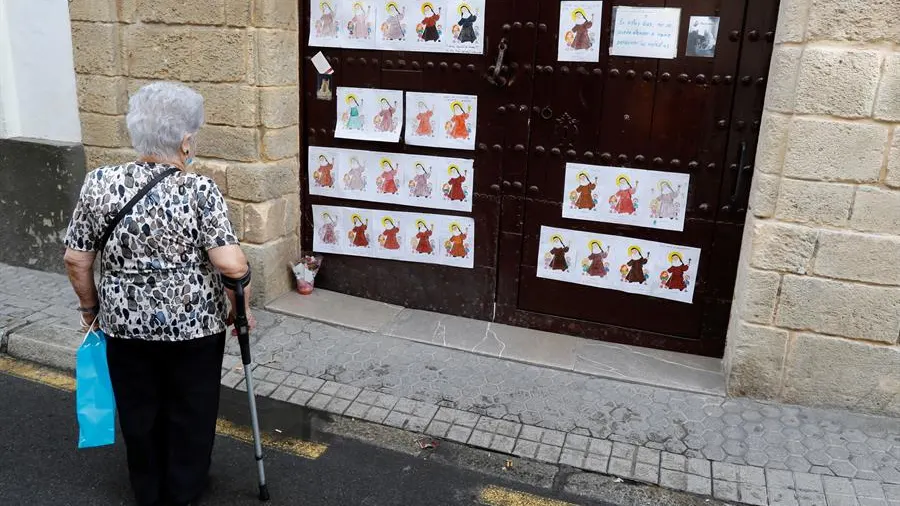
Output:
[227, 309, 257, 337]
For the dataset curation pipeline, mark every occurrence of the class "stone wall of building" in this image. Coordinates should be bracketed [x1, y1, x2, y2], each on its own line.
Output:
[725, 0, 900, 416]
[67, 0, 301, 304]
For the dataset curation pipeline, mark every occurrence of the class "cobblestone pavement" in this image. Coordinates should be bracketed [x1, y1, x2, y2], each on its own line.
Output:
[3, 263, 900, 506]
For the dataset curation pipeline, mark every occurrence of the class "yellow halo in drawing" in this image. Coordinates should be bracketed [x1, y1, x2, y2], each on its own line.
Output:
[320, 1, 332, 11]
[659, 179, 674, 192]
[447, 164, 461, 176]
[628, 245, 643, 257]
[421, 2, 435, 14]
[571, 8, 588, 22]
[322, 212, 333, 222]
[416, 219, 428, 229]
[385, 2, 399, 13]
[668, 251, 684, 264]
[449, 221, 463, 233]
[351, 213, 363, 223]
[353, 2, 364, 12]
[616, 175, 631, 187]
[550, 234, 564, 244]
[380, 157, 394, 168]
[457, 2, 471, 16]
[588, 239, 603, 251]
[345, 93, 359, 105]
[382, 216, 396, 227]
[449, 100, 464, 113]
[577, 171, 590, 181]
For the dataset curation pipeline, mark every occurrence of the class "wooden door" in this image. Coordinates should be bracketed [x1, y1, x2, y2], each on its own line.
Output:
[494, 0, 780, 357]
[300, 0, 779, 357]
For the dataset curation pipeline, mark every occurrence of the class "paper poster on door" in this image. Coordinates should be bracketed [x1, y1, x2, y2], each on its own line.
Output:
[377, 1, 414, 50]
[686, 16, 719, 58]
[655, 246, 700, 303]
[312, 205, 345, 254]
[562, 163, 689, 232]
[414, 2, 447, 49]
[610, 6, 681, 60]
[312, 206, 475, 268]
[374, 153, 404, 203]
[405, 92, 477, 150]
[335, 87, 404, 143]
[536, 227, 578, 283]
[340, 149, 374, 199]
[557, 1, 603, 63]
[343, 0, 378, 49]
[446, 0, 485, 54]
[535, 226, 701, 303]
[308, 146, 342, 198]
[309, 1, 343, 48]
[437, 216, 475, 268]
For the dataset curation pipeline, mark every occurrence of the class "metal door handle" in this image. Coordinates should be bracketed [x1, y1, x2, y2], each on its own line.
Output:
[723, 141, 749, 212]
[485, 38, 510, 88]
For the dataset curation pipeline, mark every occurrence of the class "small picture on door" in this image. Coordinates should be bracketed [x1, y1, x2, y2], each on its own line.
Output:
[312, 205, 344, 253]
[409, 218, 438, 261]
[648, 176, 689, 230]
[608, 173, 640, 217]
[439, 217, 475, 268]
[343, 0, 377, 49]
[416, 2, 445, 46]
[618, 243, 656, 294]
[346, 210, 373, 250]
[336, 87, 404, 143]
[447, 0, 486, 54]
[580, 238, 612, 281]
[378, 1, 413, 50]
[407, 160, 435, 201]
[656, 247, 701, 303]
[535, 227, 578, 282]
[557, 1, 603, 63]
[341, 151, 371, 195]
[377, 214, 404, 258]
[309, 1, 343, 48]
[375, 155, 403, 198]
[686, 16, 719, 58]
[308, 147, 341, 198]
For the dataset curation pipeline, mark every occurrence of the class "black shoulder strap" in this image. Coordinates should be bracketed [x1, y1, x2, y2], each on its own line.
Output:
[98, 167, 179, 256]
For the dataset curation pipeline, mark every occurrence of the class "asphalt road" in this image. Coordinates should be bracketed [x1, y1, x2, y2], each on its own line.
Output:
[0, 370, 606, 506]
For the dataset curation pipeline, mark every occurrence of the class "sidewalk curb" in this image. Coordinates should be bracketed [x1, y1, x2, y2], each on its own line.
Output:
[4, 321, 80, 372]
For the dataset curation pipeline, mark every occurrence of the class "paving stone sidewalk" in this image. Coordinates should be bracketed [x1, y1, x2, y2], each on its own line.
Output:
[2, 263, 899, 506]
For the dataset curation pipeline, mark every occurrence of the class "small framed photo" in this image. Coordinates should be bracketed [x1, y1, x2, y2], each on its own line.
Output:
[686, 16, 720, 58]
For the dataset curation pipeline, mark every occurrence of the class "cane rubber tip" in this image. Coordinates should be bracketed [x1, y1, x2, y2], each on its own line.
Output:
[259, 484, 270, 501]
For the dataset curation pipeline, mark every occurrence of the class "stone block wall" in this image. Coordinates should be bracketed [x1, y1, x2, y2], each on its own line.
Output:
[725, 0, 900, 416]
[67, 0, 301, 304]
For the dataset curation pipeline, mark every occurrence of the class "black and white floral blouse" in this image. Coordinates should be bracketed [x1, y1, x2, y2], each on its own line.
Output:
[65, 162, 239, 341]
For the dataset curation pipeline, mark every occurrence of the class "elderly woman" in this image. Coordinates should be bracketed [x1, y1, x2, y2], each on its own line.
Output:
[63, 82, 254, 506]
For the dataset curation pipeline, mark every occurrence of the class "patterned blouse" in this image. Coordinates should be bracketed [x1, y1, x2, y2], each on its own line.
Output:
[65, 162, 239, 341]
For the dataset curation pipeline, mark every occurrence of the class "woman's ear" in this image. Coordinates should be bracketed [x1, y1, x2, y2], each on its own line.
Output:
[181, 134, 193, 155]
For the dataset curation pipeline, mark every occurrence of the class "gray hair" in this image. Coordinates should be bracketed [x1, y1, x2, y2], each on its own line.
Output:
[126, 82, 205, 158]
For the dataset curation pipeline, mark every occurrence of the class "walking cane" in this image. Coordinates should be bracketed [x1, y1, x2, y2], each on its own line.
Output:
[234, 282, 271, 502]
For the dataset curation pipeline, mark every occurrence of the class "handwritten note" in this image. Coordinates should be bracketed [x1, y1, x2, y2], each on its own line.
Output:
[610, 6, 681, 60]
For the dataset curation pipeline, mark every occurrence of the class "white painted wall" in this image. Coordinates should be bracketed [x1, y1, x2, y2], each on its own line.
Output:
[0, 0, 81, 143]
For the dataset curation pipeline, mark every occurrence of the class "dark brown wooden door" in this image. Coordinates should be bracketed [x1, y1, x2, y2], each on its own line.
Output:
[300, 0, 779, 357]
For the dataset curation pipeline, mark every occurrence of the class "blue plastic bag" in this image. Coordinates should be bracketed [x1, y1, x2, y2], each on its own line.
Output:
[76, 328, 116, 448]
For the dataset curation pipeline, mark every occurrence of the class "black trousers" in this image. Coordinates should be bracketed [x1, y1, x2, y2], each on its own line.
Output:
[106, 333, 226, 506]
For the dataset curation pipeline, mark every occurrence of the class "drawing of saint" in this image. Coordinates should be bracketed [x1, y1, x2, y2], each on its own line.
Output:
[571, 171, 598, 210]
[382, 3, 406, 40]
[443, 165, 467, 201]
[374, 98, 398, 132]
[547, 235, 570, 271]
[446, 102, 472, 140]
[415, 101, 435, 136]
[313, 154, 335, 188]
[419, 3, 442, 41]
[318, 212, 338, 245]
[569, 9, 594, 50]
[377, 159, 399, 194]
[379, 217, 401, 250]
[409, 163, 432, 198]
[609, 175, 638, 215]
[454, 5, 478, 43]
[662, 252, 691, 291]
[343, 156, 367, 191]
[348, 3, 372, 39]
[315, 2, 339, 37]
[349, 215, 369, 247]
[343, 95, 364, 130]
[584, 240, 610, 277]
[622, 246, 650, 284]
[445, 223, 469, 258]
[414, 220, 435, 255]
[650, 181, 682, 220]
